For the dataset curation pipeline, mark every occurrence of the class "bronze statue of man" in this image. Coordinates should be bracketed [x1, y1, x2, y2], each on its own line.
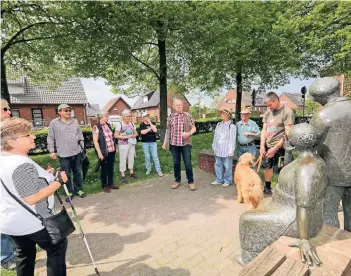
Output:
[309, 77, 351, 232]
[237, 123, 326, 266]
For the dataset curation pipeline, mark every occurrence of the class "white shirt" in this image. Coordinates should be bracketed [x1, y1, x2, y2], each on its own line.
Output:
[212, 121, 236, 158]
[0, 154, 55, 236]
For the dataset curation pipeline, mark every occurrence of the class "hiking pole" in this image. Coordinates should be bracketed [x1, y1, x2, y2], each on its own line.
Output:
[57, 171, 100, 276]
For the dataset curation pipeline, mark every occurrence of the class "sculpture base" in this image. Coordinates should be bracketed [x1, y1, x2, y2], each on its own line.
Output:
[239, 224, 351, 276]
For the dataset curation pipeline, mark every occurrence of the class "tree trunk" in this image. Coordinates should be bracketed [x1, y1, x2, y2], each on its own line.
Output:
[158, 38, 167, 141]
[235, 66, 242, 123]
[1, 52, 10, 104]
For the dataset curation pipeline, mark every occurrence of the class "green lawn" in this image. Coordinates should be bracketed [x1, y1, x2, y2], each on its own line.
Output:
[30, 133, 215, 194]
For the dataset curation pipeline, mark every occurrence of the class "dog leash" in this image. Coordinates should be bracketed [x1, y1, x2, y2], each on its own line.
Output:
[254, 153, 263, 173]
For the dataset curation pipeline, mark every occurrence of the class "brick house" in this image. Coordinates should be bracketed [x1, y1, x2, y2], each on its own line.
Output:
[279, 92, 303, 110]
[9, 77, 89, 127]
[86, 104, 100, 126]
[131, 90, 191, 122]
[102, 97, 131, 115]
[218, 88, 267, 115]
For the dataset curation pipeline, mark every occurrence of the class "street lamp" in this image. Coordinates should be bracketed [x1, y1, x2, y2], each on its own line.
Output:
[301, 86, 307, 117]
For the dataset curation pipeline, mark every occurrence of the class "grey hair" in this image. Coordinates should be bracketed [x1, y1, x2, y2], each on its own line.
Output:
[96, 111, 109, 119]
[1, 99, 9, 106]
[121, 109, 131, 117]
[264, 92, 279, 102]
[173, 98, 183, 104]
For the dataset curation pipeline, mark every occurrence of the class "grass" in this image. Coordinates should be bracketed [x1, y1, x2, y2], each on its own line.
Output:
[1, 132, 280, 276]
[30, 133, 215, 194]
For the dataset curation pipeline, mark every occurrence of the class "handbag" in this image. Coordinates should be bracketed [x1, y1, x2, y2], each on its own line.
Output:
[1, 179, 75, 245]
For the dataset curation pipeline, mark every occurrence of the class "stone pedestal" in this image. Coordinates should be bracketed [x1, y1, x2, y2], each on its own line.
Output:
[239, 224, 351, 276]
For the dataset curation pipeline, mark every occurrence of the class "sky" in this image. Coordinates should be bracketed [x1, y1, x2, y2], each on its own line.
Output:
[81, 77, 316, 109]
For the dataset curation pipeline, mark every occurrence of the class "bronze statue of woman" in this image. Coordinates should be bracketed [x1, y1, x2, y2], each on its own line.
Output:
[237, 123, 327, 266]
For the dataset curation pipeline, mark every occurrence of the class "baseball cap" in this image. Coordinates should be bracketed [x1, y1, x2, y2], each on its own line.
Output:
[57, 104, 72, 111]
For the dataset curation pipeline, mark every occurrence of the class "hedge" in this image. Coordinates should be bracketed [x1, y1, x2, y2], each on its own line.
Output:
[30, 116, 311, 154]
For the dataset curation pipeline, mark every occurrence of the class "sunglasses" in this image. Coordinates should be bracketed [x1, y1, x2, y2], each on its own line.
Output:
[2, 107, 11, 112]
[61, 109, 71, 113]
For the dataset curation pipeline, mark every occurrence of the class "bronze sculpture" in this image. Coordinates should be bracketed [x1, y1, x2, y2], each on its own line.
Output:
[309, 77, 351, 232]
[237, 123, 326, 266]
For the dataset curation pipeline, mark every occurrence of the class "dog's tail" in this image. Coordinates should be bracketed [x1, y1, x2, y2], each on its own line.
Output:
[250, 183, 264, 209]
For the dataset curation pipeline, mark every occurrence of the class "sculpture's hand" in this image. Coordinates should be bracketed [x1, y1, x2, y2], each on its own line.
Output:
[289, 239, 322, 266]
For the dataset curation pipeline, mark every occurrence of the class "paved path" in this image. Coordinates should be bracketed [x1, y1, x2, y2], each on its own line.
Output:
[36, 169, 249, 275]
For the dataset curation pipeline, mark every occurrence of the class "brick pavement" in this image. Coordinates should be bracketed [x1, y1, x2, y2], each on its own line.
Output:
[35, 169, 249, 276]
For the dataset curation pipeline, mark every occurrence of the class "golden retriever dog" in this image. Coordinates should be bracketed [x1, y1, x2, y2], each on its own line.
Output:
[234, 153, 264, 209]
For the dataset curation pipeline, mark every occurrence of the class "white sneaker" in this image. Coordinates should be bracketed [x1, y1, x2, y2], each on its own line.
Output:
[158, 172, 164, 177]
[211, 181, 222, 185]
[146, 171, 151, 175]
[222, 183, 230, 187]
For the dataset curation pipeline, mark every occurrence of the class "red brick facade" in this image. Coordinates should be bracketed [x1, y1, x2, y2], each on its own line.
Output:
[199, 150, 236, 175]
[11, 104, 87, 127]
[104, 98, 131, 115]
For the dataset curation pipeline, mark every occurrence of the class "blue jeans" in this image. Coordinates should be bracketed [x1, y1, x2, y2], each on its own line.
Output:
[1, 234, 15, 263]
[170, 145, 194, 184]
[142, 142, 161, 173]
[215, 156, 233, 184]
[238, 145, 257, 158]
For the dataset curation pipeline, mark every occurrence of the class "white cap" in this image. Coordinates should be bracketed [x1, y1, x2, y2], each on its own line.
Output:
[142, 111, 149, 117]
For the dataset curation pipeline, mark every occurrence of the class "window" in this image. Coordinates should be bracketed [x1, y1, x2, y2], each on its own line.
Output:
[70, 109, 75, 118]
[32, 108, 43, 126]
[143, 96, 148, 103]
[11, 109, 20, 118]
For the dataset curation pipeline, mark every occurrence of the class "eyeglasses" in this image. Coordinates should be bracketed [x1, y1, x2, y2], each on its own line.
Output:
[61, 109, 71, 113]
[14, 133, 34, 139]
[2, 107, 11, 112]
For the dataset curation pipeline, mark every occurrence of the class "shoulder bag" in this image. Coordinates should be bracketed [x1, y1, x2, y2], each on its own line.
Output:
[0, 179, 75, 245]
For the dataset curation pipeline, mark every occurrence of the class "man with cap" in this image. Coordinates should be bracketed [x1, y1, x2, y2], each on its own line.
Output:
[236, 106, 261, 157]
[47, 104, 87, 201]
[211, 109, 236, 187]
[139, 111, 163, 177]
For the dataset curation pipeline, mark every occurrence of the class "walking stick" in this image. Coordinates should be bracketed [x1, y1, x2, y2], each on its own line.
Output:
[57, 171, 100, 276]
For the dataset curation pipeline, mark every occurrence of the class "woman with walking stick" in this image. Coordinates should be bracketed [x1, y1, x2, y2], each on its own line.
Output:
[0, 118, 69, 276]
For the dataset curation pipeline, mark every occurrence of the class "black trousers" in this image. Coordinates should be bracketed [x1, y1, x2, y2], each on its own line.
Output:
[100, 151, 116, 188]
[59, 154, 83, 194]
[11, 228, 68, 276]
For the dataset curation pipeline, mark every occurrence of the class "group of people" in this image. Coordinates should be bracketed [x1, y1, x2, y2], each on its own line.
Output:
[211, 91, 294, 194]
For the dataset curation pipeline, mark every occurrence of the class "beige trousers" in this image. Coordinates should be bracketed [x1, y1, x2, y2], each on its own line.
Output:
[119, 143, 136, 172]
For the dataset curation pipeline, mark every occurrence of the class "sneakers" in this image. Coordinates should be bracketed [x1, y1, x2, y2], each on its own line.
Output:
[1, 259, 16, 270]
[65, 193, 74, 202]
[211, 181, 222, 185]
[77, 190, 87, 198]
[222, 183, 230, 187]
[264, 187, 272, 194]
[146, 171, 151, 175]
[158, 172, 164, 177]
[189, 183, 196, 191]
[103, 187, 111, 193]
[121, 176, 128, 184]
[130, 173, 137, 179]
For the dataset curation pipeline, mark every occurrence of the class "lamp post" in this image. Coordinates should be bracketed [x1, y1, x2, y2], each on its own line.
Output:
[301, 86, 307, 117]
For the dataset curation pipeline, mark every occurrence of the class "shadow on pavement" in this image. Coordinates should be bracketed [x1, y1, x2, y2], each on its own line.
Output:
[75, 171, 238, 229]
[35, 231, 151, 269]
[86, 255, 191, 276]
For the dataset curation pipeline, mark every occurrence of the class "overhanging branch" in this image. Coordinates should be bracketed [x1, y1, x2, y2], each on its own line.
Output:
[130, 53, 160, 80]
[10, 34, 68, 47]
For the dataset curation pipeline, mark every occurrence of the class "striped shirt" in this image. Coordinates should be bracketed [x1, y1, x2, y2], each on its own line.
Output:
[212, 120, 236, 158]
[47, 118, 84, 158]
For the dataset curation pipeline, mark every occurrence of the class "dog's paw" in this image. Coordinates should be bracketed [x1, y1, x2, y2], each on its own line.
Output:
[237, 198, 244, 203]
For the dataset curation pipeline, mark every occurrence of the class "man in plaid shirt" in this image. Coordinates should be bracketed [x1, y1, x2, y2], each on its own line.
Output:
[163, 99, 197, 191]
